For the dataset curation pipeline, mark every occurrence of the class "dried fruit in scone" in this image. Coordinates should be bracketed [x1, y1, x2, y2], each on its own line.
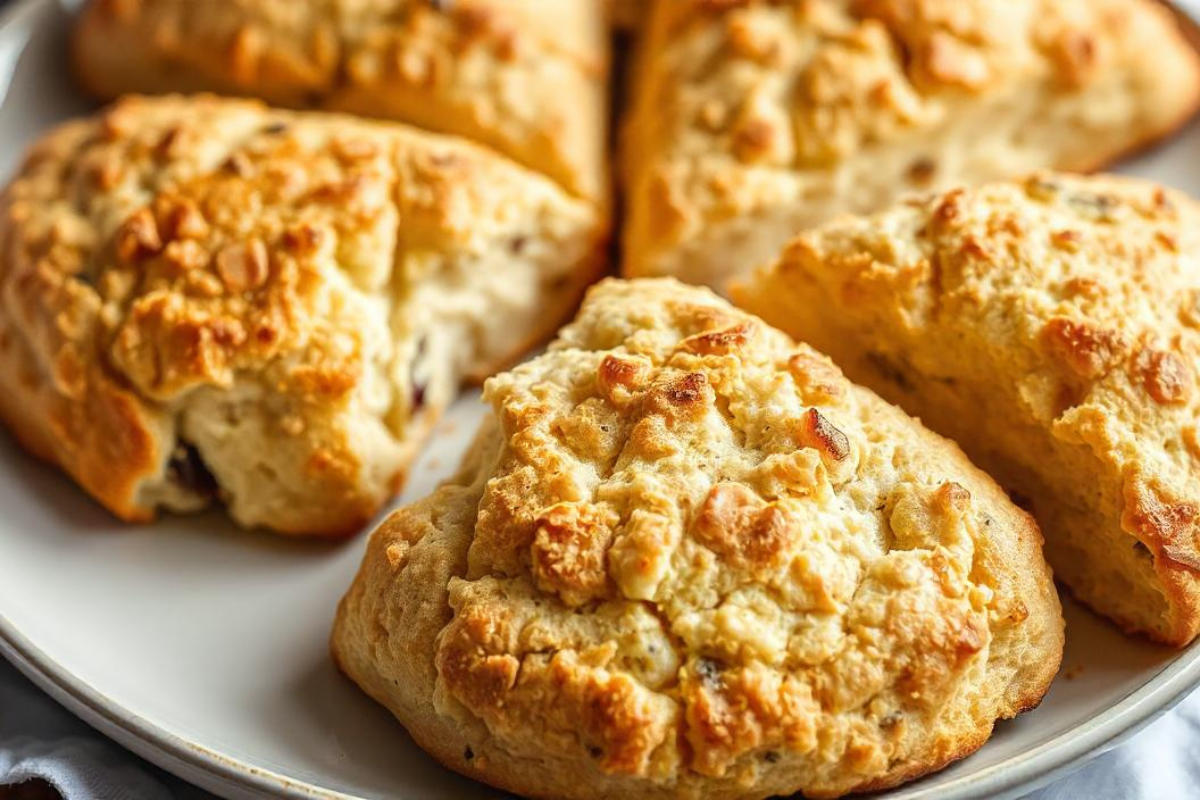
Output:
[736, 172, 1200, 645]
[0, 95, 604, 536]
[332, 278, 1063, 799]
[72, 0, 609, 202]
[622, 0, 1200, 292]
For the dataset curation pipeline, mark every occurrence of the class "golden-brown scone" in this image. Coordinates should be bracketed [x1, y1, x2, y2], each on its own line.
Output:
[736, 172, 1200, 645]
[332, 278, 1063, 799]
[607, 0, 644, 30]
[622, 0, 1200, 292]
[0, 94, 604, 536]
[72, 0, 609, 203]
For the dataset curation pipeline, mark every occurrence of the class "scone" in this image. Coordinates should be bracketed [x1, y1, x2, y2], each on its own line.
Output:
[736, 173, 1200, 645]
[0, 95, 604, 536]
[607, 0, 643, 30]
[72, 0, 608, 202]
[622, 0, 1200, 292]
[332, 278, 1063, 799]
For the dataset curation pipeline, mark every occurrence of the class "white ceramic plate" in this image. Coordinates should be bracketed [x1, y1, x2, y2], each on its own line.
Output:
[3, 1, 1200, 798]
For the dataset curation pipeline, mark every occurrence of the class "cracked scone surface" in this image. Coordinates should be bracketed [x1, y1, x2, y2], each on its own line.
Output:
[332, 278, 1063, 800]
[737, 173, 1200, 645]
[621, 0, 1200, 291]
[0, 94, 603, 535]
[72, 0, 609, 203]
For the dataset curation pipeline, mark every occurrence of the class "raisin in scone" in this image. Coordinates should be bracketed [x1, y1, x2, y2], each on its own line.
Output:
[737, 173, 1200, 645]
[332, 278, 1063, 799]
[0, 95, 604, 536]
[622, 0, 1200, 292]
[73, 0, 608, 202]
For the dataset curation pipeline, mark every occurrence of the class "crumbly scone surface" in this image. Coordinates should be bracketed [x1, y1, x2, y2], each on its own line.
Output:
[622, 0, 1200, 287]
[75, 0, 609, 201]
[0, 94, 598, 533]
[736, 172, 1200, 642]
[336, 279, 1062, 799]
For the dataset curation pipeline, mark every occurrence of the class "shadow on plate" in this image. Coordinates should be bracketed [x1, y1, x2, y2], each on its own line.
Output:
[276, 650, 509, 799]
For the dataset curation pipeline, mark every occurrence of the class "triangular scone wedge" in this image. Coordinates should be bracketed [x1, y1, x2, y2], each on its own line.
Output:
[622, 0, 1200, 292]
[73, 0, 609, 203]
[332, 278, 1062, 799]
[0, 95, 605, 536]
[737, 173, 1200, 644]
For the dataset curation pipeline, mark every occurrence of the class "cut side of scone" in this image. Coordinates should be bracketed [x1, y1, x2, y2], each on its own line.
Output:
[736, 172, 1200, 645]
[0, 95, 604, 536]
[72, 0, 609, 203]
[622, 0, 1200, 292]
[332, 278, 1063, 800]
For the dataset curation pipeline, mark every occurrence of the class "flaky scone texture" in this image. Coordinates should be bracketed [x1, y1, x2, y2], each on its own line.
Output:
[333, 278, 1062, 799]
[0, 95, 603, 535]
[737, 173, 1200, 645]
[622, 0, 1200, 292]
[73, 0, 609, 203]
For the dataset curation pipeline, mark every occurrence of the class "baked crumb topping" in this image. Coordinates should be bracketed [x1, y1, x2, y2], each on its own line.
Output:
[423, 279, 1036, 786]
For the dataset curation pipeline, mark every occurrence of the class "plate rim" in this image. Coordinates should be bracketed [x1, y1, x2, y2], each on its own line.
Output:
[0, 607, 354, 800]
[2, 0, 1200, 798]
[7, 572, 1200, 800]
[0, 1, 373, 795]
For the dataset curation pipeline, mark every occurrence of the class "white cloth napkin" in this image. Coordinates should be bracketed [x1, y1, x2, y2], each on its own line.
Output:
[2, 654, 1199, 799]
[0, 659, 207, 799]
[1028, 693, 1200, 800]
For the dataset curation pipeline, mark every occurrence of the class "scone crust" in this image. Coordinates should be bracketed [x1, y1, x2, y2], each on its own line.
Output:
[622, 0, 1200, 290]
[333, 278, 1063, 799]
[607, 0, 644, 30]
[0, 94, 603, 535]
[73, 0, 610, 203]
[737, 172, 1200, 645]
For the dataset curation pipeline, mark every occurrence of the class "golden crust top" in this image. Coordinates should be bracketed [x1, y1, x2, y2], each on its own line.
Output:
[0, 94, 600, 534]
[74, 0, 609, 201]
[736, 172, 1200, 642]
[622, 0, 1200, 285]
[333, 278, 1062, 799]
[606, 0, 644, 29]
